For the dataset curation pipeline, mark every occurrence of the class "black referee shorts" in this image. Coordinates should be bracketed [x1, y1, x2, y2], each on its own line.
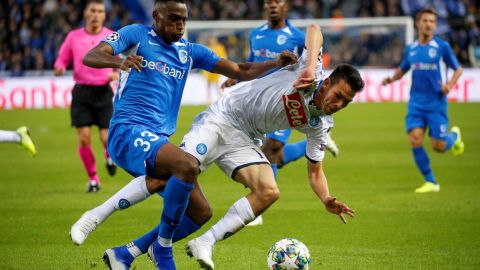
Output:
[70, 84, 114, 129]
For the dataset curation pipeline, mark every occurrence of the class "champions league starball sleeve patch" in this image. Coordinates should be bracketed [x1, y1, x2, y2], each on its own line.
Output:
[105, 32, 120, 42]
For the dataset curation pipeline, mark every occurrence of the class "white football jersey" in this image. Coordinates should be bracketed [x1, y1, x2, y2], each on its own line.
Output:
[207, 50, 333, 162]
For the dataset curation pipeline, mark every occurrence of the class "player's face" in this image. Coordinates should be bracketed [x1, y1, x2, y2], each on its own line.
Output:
[315, 78, 355, 115]
[84, 3, 106, 29]
[153, 2, 188, 43]
[416, 13, 437, 38]
[264, 0, 288, 22]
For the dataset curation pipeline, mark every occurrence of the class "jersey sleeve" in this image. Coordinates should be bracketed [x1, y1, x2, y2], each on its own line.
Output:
[399, 46, 410, 71]
[305, 129, 327, 162]
[103, 24, 142, 55]
[54, 32, 73, 69]
[191, 43, 221, 72]
[299, 116, 332, 163]
[442, 41, 462, 70]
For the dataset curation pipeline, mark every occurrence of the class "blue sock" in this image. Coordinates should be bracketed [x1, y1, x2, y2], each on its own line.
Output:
[283, 140, 307, 165]
[271, 163, 278, 180]
[158, 176, 194, 240]
[444, 132, 458, 151]
[173, 215, 201, 242]
[133, 225, 159, 253]
[412, 146, 436, 184]
[131, 216, 200, 254]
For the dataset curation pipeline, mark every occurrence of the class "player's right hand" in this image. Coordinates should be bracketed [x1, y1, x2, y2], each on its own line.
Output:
[54, 67, 65, 76]
[276, 50, 298, 67]
[323, 196, 355, 224]
[221, 78, 239, 89]
[381, 77, 392, 86]
[293, 67, 316, 91]
[120, 55, 143, 72]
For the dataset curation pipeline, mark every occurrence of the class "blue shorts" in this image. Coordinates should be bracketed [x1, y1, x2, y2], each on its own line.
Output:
[266, 129, 292, 145]
[108, 123, 169, 177]
[405, 107, 449, 140]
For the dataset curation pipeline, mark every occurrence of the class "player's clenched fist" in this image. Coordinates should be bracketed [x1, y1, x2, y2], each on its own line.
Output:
[120, 55, 143, 72]
[276, 50, 298, 67]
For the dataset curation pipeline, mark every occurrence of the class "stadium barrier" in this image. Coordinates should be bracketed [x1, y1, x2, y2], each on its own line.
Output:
[0, 68, 478, 110]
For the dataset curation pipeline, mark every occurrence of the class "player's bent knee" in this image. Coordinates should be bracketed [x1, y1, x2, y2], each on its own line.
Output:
[409, 136, 423, 148]
[259, 186, 280, 204]
[174, 156, 199, 183]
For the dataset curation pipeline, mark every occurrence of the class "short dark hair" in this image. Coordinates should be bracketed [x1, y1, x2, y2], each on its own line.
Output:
[415, 8, 437, 21]
[86, 0, 104, 5]
[155, 0, 185, 4]
[329, 64, 364, 93]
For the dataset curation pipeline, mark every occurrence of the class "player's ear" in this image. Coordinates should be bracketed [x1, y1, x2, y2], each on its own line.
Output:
[153, 9, 160, 21]
[323, 77, 331, 89]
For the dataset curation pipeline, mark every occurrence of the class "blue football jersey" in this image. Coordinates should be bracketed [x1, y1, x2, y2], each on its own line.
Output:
[400, 36, 461, 111]
[248, 20, 305, 64]
[103, 24, 221, 136]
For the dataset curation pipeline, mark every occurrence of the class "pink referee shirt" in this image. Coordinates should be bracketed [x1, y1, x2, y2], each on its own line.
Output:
[54, 27, 114, 86]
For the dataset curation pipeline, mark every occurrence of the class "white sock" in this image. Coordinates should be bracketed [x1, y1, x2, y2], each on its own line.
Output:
[198, 197, 255, 244]
[89, 175, 150, 223]
[0, 130, 21, 143]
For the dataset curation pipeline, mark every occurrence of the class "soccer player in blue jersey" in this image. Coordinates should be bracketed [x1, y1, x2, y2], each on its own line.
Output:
[68, 0, 297, 269]
[382, 8, 464, 193]
[222, 0, 338, 226]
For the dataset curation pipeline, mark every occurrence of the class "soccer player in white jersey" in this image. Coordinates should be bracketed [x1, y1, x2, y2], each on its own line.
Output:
[95, 24, 363, 270]
[222, 0, 339, 226]
[0, 127, 36, 156]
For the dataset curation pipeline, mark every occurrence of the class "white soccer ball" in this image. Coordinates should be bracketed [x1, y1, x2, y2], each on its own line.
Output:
[267, 238, 311, 270]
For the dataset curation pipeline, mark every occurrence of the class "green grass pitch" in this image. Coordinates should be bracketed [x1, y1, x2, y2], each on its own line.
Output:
[0, 103, 479, 269]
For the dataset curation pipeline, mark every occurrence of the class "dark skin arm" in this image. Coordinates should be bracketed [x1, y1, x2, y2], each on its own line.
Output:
[83, 42, 143, 72]
[212, 50, 297, 81]
[84, 42, 296, 80]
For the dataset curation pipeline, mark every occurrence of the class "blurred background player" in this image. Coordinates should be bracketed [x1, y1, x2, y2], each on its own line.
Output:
[202, 35, 227, 104]
[222, 0, 338, 227]
[54, 0, 118, 193]
[0, 127, 37, 157]
[382, 8, 464, 193]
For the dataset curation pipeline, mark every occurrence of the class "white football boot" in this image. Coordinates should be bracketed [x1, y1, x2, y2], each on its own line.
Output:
[186, 238, 215, 270]
[246, 215, 263, 227]
[70, 211, 101, 245]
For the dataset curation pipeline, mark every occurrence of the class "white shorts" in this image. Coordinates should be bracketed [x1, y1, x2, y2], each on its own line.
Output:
[180, 111, 269, 178]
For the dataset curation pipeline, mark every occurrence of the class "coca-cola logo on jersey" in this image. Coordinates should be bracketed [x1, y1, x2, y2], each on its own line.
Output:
[282, 92, 308, 127]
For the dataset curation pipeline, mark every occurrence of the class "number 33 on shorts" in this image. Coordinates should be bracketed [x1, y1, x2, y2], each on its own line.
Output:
[134, 131, 159, 152]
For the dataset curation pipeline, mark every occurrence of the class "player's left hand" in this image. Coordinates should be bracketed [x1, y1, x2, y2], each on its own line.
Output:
[324, 196, 355, 224]
[441, 84, 451, 95]
[276, 50, 298, 67]
[293, 67, 316, 91]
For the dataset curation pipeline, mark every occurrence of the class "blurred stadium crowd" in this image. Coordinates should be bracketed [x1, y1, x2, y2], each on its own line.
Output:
[1, 0, 479, 76]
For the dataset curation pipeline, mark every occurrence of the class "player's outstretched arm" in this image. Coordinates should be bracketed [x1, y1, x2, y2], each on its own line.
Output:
[293, 24, 323, 90]
[83, 42, 143, 72]
[307, 160, 355, 224]
[211, 50, 298, 82]
[382, 68, 406, 86]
